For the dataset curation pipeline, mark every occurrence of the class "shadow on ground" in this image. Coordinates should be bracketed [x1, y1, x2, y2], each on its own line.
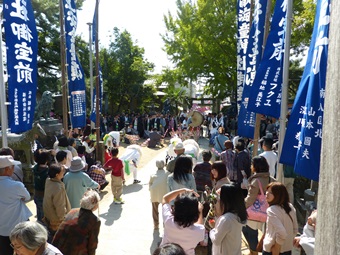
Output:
[99, 202, 123, 226]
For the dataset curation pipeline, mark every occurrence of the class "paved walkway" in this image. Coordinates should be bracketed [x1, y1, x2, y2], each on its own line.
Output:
[26, 137, 301, 255]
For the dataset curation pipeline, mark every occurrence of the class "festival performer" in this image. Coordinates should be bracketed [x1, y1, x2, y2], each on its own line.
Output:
[120, 144, 142, 184]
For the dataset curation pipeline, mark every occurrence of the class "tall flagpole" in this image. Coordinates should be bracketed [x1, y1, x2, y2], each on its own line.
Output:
[277, 0, 293, 183]
[0, 18, 8, 147]
[95, 0, 100, 160]
[59, 0, 68, 135]
[87, 22, 94, 128]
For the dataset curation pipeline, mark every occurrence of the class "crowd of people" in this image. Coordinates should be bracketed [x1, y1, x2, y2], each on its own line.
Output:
[0, 110, 317, 255]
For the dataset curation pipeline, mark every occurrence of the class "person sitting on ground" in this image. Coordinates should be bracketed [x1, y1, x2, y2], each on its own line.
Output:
[193, 150, 213, 193]
[103, 148, 125, 204]
[0, 147, 24, 183]
[0, 156, 32, 255]
[153, 243, 186, 255]
[63, 156, 99, 208]
[293, 210, 317, 255]
[10, 221, 62, 255]
[52, 189, 101, 255]
[167, 156, 197, 192]
[161, 188, 205, 255]
[43, 164, 71, 239]
[148, 128, 164, 148]
[149, 160, 169, 230]
[87, 161, 109, 191]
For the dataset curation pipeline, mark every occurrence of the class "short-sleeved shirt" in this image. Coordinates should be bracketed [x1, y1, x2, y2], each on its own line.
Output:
[161, 204, 205, 255]
[104, 158, 123, 177]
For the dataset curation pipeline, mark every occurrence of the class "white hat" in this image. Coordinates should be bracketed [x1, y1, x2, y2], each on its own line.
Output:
[69, 156, 86, 172]
[174, 142, 184, 151]
[0, 156, 21, 169]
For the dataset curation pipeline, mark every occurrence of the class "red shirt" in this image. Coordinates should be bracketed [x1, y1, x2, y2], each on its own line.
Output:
[104, 151, 112, 164]
[104, 157, 124, 177]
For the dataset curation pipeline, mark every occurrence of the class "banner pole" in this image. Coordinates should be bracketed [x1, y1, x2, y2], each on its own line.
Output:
[95, 0, 100, 160]
[59, 0, 69, 135]
[0, 18, 8, 147]
[277, 0, 293, 183]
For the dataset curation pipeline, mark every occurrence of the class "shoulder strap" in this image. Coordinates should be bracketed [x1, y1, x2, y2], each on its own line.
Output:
[216, 137, 223, 151]
[256, 179, 265, 196]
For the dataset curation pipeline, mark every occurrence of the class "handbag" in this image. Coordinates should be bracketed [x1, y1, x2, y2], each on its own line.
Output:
[247, 179, 268, 222]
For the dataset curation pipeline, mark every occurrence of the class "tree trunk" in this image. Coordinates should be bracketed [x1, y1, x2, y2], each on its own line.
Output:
[315, 2, 340, 254]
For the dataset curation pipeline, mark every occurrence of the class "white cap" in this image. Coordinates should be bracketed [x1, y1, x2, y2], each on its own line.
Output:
[0, 156, 21, 169]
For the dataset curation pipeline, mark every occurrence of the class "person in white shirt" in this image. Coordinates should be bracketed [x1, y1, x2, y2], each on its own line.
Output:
[259, 138, 278, 178]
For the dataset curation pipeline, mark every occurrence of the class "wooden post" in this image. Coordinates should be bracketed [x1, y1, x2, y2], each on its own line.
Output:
[315, 1, 340, 253]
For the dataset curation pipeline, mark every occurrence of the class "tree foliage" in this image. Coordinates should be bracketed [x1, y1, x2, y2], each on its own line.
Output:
[162, 0, 237, 99]
[100, 28, 155, 113]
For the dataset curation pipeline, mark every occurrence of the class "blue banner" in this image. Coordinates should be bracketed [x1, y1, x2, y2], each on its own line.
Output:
[236, 0, 251, 107]
[90, 4, 103, 123]
[237, 0, 268, 138]
[63, 0, 86, 128]
[247, 0, 287, 118]
[4, 0, 38, 133]
[280, 0, 330, 181]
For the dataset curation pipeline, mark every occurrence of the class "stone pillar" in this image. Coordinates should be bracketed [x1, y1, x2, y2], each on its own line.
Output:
[315, 2, 340, 253]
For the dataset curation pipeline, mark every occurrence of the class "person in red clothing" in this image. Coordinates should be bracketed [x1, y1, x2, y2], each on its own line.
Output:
[103, 148, 125, 204]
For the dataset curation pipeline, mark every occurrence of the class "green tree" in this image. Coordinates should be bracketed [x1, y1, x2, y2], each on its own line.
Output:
[100, 28, 155, 113]
[162, 0, 237, 99]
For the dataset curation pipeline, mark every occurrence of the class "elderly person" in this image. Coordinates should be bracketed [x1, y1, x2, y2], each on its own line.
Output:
[63, 157, 99, 208]
[52, 189, 101, 255]
[0, 156, 32, 255]
[149, 160, 169, 230]
[166, 142, 191, 173]
[10, 221, 62, 255]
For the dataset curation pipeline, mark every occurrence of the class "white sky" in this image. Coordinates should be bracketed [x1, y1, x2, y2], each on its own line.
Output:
[76, 0, 178, 73]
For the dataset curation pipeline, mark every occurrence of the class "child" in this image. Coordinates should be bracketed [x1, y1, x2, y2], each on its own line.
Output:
[161, 188, 205, 255]
[104, 148, 125, 204]
[263, 182, 298, 255]
[209, 184, 247, 255]
[149, 160, 169, 230]
[87, 162, 109, 191]
[293, 210, 316, 255]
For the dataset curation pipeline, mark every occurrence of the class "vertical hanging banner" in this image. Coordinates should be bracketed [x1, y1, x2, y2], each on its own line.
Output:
[280, 0, 330, 181]
[63, 0, 86, 128]
[90, 5, 103, 123]
[236, 0, 251, 108]
[247, 0, 287, 118]
[237, 0, 268, 138]
[4, 0, 38, 133]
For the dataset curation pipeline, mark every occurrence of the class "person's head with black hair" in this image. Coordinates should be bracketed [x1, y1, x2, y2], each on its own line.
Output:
[201, 150, 212, 162]
[110, 147, 119, 158]
[211, 161, 227, 182]
[224, 140, 233, 150]
[0, 147, 15, 157]
[262, 138, 274, 151]
[56, 150, 67, 164]
[68, 138, 76, 147]
[153, 243, 186, 255]
[77, 145, 86, 156]
[48, 164, 64, 179]
[35, 149, 50, 165]
[173, 156, 193, 183]
[57, 135, 69, 148]
[173, 191, 200, 228]
[251, 156, 269, 174]
[235, 140, 245, 152]
[216, 184, 247, 223]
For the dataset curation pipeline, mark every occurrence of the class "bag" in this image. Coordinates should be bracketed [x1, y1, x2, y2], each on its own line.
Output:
[247, 179, 268, 222]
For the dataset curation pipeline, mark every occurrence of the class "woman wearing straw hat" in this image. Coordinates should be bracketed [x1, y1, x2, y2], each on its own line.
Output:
[63, 157, 99, 208]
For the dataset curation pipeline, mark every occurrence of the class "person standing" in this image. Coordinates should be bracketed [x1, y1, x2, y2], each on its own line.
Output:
[63, 157, 99, 208]
[220, 140, 236, 182]
[0, 156, 32, 255]
[149, 160, 169, 230]
[259, 138, 278, 178]
[193, 150, 213, 193]
[52, 189, 101, 255]
[43, 164, 71, 238]
[167, 157, 196, 192]
[263, 182, 298, 255]
[104, 148, 125, 204]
